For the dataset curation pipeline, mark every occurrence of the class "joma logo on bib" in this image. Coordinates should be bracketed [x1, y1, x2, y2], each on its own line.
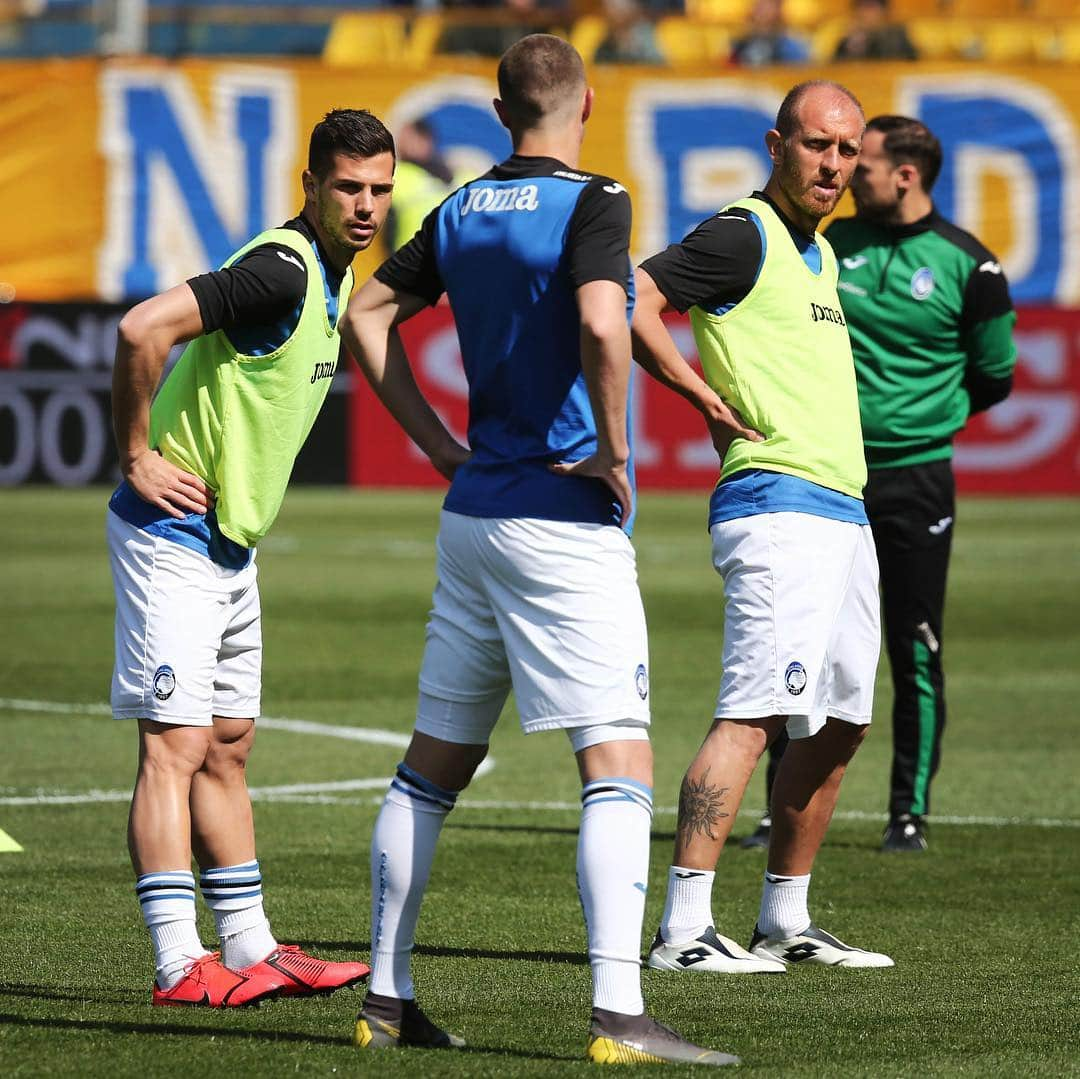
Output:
[809, 301, 846, 326]
[460, 184, 540, 216]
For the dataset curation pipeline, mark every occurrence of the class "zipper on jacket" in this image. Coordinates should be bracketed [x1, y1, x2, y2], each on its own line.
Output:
[877, 236, 899, 294]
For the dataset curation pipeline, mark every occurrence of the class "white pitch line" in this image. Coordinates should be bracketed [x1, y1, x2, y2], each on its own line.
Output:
[257, 715, 406, 748]
[0, 698, 493, 803]
[2, 699, 1078, 829]
[159, 795, 1080, 830]
[3, 786, 1079, 828]
[0, 790, 132, 807]
[0, 698, 112, 715]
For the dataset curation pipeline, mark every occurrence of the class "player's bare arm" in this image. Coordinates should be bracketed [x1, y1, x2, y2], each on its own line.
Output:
[342, 277, 469, 482]
[548, 279, 633, 526]
[631, 266, 764, 460]
[112, 283, 212, 518]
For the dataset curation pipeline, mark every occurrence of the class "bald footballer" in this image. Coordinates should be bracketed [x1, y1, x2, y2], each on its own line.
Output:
[631, 80, 894, 974]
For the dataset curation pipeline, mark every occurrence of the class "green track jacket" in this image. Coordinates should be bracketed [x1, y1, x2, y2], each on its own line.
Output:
[826, 209, 1017, 469]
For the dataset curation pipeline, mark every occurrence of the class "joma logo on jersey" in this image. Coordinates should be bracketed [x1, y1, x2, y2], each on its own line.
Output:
[809, 302, 846, 326]
[460, 184, 539, 216]
[310, 361, 336, 384]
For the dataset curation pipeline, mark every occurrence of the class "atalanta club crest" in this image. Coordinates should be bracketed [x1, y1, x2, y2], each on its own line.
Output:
[153, 664, 176, 701]
[910, 267, 935, 301]
[784, 661, 807, 696]
[635, 664, 649, 700]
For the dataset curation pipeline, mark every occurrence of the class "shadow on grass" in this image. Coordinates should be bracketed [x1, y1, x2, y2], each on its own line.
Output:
[0, 1012, 579, 1061]
[301, 941, 589, 966]
[446, 821, 581, 838]
[0, 983, 140, 1006]
[0, 1010, 343, 1045]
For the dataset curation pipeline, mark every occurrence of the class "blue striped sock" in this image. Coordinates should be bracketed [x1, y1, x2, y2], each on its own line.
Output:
[200, 860, 276, 969]
[135, 870, 206, 988]
[390, 762, 459, 811]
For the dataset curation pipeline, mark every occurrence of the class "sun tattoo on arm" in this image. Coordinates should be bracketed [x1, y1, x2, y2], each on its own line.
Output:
[677, 767, 731, 843]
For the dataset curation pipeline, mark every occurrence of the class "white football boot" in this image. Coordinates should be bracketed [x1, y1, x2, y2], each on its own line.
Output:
[648, 925, 787, 974]
[749, 923, 894, 968]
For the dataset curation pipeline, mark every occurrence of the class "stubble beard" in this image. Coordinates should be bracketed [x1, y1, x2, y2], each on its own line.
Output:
[801, 172, 843, 221]
[852, 189, 898, 222]
[319, 200, 368, 256]
[780, 154, 839, 226]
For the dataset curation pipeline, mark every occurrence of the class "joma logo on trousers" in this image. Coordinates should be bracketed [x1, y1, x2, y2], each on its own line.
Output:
[460, 185, 540, 216]
[809, 302, 846, 325]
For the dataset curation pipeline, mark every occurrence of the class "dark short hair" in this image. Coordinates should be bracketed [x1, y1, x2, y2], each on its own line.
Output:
[496, 34, 586, 129]
[867, 114, 943, 192]
[775, 80, 864, 139]
[308, 109, 395, 179]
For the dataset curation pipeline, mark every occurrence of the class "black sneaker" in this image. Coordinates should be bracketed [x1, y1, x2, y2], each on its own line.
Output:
[739, 815, 771, 850]
[587, 1007, 740, 1066]
[353, 991, 465, 1049]
[881, 814, 928, 852]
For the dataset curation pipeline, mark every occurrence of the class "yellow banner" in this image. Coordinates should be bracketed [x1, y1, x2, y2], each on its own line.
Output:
[1, 58, 1078, 303]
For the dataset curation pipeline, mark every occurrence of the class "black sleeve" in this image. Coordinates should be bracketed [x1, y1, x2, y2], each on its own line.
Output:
[959, 255, 1014, 328]
[566, 178, 632, 293]
[374, 208, 444, 305]
[959, 255, 1017, 413]
[187, 244, 307, 334]
[965, 370, 1013, 414]
[638, 210, 762, 313]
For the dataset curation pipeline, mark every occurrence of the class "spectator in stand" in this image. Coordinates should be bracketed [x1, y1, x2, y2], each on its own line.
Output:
[594, 0, 666, 66]
[439, 0, 570, 57]
[387, 118, 468, 252]
[730, 0, 810, 68]
[832, 0, 917, 61]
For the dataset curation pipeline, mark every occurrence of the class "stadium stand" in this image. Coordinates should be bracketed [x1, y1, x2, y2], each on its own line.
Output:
[323, 8, 443, 65]
[654, 14, 731, 62]
[904, 15, 975, 58]
[569, 10, 608, 59]
[974, 17, 1058, 61]
[2, 0, 1080, 61]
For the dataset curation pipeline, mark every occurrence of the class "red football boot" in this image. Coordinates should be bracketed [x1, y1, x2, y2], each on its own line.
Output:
[152, 952, 286, 1007]
[239, 944, 370, 998]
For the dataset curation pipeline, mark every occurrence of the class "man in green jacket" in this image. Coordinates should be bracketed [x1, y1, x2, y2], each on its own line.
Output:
[750, 115, 1017, 853]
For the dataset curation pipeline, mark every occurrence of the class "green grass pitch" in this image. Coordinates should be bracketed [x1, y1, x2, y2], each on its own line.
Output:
[1, 488, 1078, 1076]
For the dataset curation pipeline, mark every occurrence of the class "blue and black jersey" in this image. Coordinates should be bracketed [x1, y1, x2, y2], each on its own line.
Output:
[376, 155, 635, 530]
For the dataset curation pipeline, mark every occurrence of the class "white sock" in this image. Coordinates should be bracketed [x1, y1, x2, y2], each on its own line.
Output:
[370, 763, 458, 999]
[136, 870, 208, 989]
[758, 871, 811, 939]
[578, 777, 652, 1016]
[199, 860, 278, 969]
[659, 866, 715, 944]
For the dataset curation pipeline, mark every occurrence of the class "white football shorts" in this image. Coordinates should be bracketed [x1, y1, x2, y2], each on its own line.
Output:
[107, 510, 261, 725]
[415, 511, 651, 739]
[710, 512, 880, 739]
